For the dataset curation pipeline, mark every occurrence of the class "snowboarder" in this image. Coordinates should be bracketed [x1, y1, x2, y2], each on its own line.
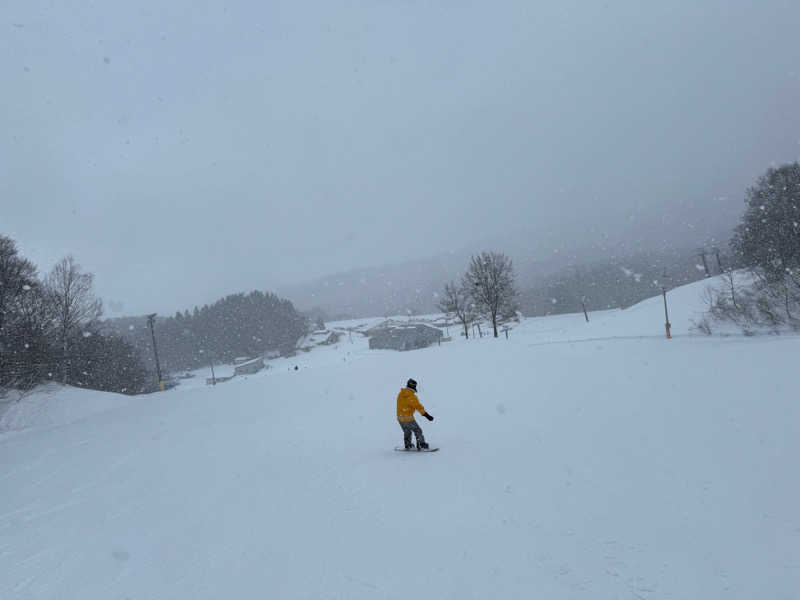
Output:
[397, 378, 433, 450]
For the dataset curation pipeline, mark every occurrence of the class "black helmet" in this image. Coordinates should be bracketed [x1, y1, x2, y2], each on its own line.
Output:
[406, 378, 418, 391]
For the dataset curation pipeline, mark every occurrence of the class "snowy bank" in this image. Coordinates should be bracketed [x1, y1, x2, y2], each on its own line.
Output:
[0, 383, 134, 435]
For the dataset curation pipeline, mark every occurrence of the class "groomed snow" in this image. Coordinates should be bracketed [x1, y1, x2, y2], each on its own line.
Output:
[1, 276, 798, 598]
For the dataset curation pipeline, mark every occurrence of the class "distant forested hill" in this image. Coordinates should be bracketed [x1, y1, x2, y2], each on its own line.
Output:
[104, 291, 308, 374]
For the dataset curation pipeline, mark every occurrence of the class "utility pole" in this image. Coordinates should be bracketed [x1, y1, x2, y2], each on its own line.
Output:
[660, 270, 672, 339]
[713, 247, 723, 274]
[146, 313, 164, 391]
[697, 248, 711, 278]
[200, 348, 215, 385]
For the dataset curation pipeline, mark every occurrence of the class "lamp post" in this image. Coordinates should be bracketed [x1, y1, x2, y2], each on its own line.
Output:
[146, 313, 164, 391]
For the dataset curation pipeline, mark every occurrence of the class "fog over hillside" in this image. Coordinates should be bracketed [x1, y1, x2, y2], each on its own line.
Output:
[281, 198, 738, 318]
[4, 1, 797, 318]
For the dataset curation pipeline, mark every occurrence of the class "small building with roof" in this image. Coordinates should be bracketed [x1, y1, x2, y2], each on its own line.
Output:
[368, 324, 443, 351]
[234, 356, 266, 376]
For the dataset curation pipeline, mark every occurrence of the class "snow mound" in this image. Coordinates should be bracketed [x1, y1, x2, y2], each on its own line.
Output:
[0, 384, 133, 435]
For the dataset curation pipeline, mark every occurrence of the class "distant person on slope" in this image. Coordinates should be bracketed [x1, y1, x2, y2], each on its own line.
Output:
[397, 378, 433, 450]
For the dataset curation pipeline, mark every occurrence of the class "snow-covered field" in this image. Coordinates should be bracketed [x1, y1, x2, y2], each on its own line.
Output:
[2, 276, 798, 599]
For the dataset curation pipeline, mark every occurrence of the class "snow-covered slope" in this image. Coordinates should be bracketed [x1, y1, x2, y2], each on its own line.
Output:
[519, 275, 719, 343]
[1, 278, 798, 599]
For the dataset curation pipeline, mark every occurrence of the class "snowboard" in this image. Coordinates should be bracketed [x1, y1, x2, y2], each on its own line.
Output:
[394, 447, 439, 453]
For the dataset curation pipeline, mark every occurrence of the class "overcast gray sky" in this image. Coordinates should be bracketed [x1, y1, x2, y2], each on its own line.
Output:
[2, 0, 799, 316]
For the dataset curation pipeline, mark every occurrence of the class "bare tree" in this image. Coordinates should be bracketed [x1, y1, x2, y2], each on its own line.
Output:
[0, 236, 38, 389]
[3, 281, 57, 391]
[438, 281, 474, 339]
[0, 237, 37, 335]
[464, 251, 518, 338]
[45, 256, 102, 384]
[723, 269, 738, 309]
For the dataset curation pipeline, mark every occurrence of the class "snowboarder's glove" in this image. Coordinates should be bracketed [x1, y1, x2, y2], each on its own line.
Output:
[423, 412, 434, 421]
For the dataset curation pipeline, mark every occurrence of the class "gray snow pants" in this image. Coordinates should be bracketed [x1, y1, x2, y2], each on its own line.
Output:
[399, 419, 426, 447]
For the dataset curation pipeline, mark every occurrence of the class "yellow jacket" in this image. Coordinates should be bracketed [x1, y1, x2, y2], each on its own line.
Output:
[397, 387, 426, 422]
